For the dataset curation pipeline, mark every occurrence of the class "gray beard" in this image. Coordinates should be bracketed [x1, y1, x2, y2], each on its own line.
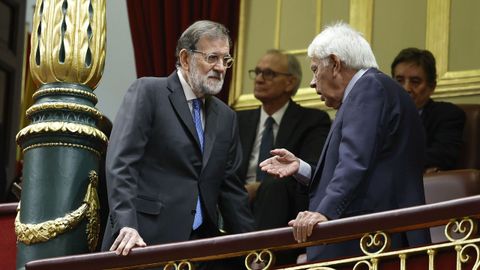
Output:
[189, 59, 224, 96]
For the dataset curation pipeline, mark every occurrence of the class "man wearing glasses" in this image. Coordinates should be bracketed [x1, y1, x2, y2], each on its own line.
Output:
[102, 20, 255, 260]
[237, 49, 331, 264]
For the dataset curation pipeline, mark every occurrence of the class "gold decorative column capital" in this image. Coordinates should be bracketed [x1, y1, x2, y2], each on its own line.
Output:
[30, 0, 106, 88]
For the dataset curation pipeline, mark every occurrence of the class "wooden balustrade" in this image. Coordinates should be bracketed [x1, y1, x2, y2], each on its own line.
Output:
[22, 195, 480, 270]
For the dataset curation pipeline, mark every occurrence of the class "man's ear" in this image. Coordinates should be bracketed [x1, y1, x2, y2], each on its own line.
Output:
[285, 76, 298, 94]
[429, 81, 437, 93]
[330, 54, 342, 76]
[179, 49, 190, 70]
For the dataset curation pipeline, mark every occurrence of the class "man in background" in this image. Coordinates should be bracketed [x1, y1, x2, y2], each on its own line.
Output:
[260, 22, 430, 262]
[237, 49, 330, 264]
[391, 47, 466, 172]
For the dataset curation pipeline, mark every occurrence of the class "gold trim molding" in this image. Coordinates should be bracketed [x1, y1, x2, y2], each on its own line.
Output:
[16, 121, 108, 145]
[33, 87, 98, 104]
[23, 142, 101, 157]
[349, 0, 374, 43]
[425, 0, 480, 98]
[26, 102, 103, 119]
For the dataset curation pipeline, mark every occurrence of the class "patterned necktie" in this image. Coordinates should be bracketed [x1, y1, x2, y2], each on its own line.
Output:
[257, 116, 275, 181]
[191, 98, 203, 229]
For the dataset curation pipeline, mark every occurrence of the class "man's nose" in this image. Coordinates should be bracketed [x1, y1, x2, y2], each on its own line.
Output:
[212, 61, 226, 73]
[403, 81, 414, 93]
[310, 77, 316, 88]
[255, 72, 265, 83]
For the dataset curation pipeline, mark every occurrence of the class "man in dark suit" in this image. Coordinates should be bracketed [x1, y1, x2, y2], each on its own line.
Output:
[238, 49, 330, 229]
[391, 48, 466, 172]
[260, 22, 430, 262]
[237, 50, 330, 264]
[102, 20, 255, 257]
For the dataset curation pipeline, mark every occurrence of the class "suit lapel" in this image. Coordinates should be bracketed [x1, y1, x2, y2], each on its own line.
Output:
[242, 109, 260, 161]
[310, 107, 343, 189]
[167, 73, 201, 150]
[275, 101, 300, 147]
[203, 96, 218, 166]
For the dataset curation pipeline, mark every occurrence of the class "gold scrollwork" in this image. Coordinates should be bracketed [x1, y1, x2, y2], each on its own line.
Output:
[445, 217, 478, 242]
[26, 102, 103, 119]
[16, 122, 108, 145]
[163, 261, 193, 270]
[15, 170, 100, 252]
[458, 243, 480, 269]
[33, 88, 98, 103]
[353, 260, 373, 270]
[360, 231, 391, 255]
[245, 249, 274, 270]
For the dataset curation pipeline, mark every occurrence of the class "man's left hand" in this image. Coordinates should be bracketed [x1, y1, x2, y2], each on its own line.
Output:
[288, 211, 328, 243]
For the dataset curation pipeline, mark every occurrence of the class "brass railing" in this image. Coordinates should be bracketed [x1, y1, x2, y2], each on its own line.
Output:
[23, 195, 480, 270]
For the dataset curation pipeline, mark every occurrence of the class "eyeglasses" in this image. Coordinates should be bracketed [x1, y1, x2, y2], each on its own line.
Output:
[190, 50, 234, 68]
[248, 68, 291, 81]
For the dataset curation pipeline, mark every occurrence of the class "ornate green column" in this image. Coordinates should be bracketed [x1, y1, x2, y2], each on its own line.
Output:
[15, 0, 107, 269]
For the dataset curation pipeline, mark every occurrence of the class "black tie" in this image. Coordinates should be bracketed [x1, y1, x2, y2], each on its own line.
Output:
[257, 116, 275, 181]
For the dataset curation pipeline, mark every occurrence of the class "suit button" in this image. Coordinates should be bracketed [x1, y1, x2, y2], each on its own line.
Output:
[191, 210, 196, 215]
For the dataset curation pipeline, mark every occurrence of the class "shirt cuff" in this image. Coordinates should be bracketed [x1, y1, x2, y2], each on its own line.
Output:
[294, 159, 312, 186]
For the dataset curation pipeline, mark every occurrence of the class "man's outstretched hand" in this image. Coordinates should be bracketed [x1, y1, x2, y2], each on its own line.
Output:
[259, 148, 300, 178]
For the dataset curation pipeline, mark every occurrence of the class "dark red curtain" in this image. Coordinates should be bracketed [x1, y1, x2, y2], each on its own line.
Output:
[126, 0, 241, 103]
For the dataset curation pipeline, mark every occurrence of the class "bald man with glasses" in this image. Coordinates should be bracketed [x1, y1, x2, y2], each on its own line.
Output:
[236, 49, 331, 265]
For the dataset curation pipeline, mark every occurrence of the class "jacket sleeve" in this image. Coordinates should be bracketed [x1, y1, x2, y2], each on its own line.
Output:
[424, 104, 466, 170]
[105, 78, 155, 235]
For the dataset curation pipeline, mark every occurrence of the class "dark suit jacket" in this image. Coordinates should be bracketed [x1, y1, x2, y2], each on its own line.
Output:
[237, 101, 331, 230]
[308, 68, 430, 261]
[102, 73, 255, 249]
[421, 99, 466, 170]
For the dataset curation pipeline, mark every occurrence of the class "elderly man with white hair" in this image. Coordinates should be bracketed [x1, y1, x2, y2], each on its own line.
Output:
[260, 22, 430, 262]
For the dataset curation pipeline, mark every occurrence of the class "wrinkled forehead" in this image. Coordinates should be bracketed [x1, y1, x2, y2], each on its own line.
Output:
[195, 36, 230, 52]
[257, 53, 288, 69]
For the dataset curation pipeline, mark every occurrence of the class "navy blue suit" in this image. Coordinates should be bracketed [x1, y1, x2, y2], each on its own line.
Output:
[308, 68, 431, 261]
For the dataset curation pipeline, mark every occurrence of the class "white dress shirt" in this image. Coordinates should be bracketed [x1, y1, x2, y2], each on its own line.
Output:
[245, 101, 290, 184]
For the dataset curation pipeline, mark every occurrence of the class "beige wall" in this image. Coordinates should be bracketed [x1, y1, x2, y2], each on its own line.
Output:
[230, 0, 480, 116]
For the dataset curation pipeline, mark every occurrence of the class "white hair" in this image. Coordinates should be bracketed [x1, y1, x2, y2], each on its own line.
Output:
[307, 22, 378, 69]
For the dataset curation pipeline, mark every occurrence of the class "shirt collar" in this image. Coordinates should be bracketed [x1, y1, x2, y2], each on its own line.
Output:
[177, 69, 199, 102]
[259, 100, 290, 126]
[342, 68, 370, 103]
